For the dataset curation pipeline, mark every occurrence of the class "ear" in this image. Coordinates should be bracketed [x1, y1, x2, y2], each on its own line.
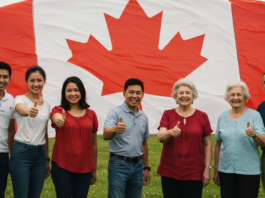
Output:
[123, 91, 126, 98]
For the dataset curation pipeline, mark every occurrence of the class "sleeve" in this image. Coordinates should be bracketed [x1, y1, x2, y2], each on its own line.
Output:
[92, 110, 98, 132]
[144, 118, 149, 140]
[50, 106, 64, 129]
[253, 111, 265, 135]
[202, 112, 213, 137]
[158, 110, 169, 130]
[215, 116, 222, 141]
[14, 96, 24, 108]
[104, 109, 119, 129]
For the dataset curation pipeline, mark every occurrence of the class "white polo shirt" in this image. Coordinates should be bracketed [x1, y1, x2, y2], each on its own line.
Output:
[0, 91, 14, 153]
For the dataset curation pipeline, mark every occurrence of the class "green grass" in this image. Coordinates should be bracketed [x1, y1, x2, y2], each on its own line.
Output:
[4, 135, 265, 197]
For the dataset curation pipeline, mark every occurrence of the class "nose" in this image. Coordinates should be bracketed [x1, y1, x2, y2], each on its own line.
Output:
[0, 77, 4, 82]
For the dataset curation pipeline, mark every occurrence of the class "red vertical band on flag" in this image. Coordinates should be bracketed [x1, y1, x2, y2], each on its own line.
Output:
[0, 0, 37, 97]
[230, 0, 265, 109]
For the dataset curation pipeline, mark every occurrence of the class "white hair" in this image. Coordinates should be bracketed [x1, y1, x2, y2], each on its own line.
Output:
[171, 78, 198, 99]
[224, 81, 250, 102]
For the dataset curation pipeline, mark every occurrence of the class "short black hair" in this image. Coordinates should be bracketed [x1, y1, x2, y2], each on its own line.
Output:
[60, 76, 90, 111]
[0, 62, 11, 77]
[25, 66, 46, 82]
[124, 78, 144, 92]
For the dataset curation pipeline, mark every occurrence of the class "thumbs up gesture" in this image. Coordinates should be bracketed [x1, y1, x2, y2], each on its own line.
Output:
[116, 115, 126, 134]
[29, 100, 38, 118]
[171, 121, 181, 137]
[55, 110, 66, 128]
[245, 121, 256, 137]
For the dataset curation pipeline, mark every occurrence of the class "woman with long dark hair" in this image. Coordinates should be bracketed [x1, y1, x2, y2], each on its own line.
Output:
[9, 66, 50, 198]
[50, 76, 98, 198]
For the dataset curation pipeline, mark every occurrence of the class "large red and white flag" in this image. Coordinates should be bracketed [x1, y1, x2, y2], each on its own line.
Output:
[1, 0, 265, 136]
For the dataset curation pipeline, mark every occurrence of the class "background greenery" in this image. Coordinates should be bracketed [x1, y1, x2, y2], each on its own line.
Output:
[4, 134, 265, 197]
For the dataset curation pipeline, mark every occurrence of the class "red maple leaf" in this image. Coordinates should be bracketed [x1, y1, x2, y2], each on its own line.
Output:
[67, 0, 207, 97]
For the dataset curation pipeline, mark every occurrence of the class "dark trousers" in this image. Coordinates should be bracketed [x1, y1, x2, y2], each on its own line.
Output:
[219, 171, 260, 198]
[161, 176, 203, 198]
[0, 153, 9, 198]
[9, 141, 46, 198]
[51, 161, 92, 198]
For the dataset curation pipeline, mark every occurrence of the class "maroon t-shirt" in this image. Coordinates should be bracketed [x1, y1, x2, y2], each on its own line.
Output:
[157, 109, 213, 180]
[50, 106, 98, 173]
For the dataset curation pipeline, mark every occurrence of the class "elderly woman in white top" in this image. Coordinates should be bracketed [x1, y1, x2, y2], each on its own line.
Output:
[213, 81, 265, 198]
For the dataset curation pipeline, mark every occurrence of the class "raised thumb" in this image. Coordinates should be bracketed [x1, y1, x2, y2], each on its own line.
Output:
[62, 110, 66, 120]
[247, 121, 250, 128]
[176, 121, 180, 128]
[34, 100, 37, 108]
[119, 115, 122, 123]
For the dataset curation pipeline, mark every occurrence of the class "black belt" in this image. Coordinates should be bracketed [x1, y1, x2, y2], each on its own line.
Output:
[110, 153, 141, 163]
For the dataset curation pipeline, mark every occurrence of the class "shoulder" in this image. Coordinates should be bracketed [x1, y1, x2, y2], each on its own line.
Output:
[51, 106, 64, 113]
[87, 108, 97, 116]
[14, 95, 26, 103]
[163, 108, 176, 115]
[108, 105, 123, 115]
[257, 101, 265, 110]
[247, 108, 261, 117]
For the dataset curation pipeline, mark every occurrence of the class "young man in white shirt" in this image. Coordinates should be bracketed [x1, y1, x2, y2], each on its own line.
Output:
[0, 62, 15, 198]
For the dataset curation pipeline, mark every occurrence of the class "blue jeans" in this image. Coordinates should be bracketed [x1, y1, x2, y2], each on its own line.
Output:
[108, 156, 143, 198]
[51, 161, 93, 198]
[0, 153, 9, 198]
[9, 141, 46, 198]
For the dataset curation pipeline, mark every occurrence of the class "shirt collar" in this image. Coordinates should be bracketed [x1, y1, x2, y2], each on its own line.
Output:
[1, 90, 8, 101]
[122, 102, 142, 116]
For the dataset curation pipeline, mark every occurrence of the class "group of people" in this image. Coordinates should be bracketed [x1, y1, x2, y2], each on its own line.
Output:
[0, 61, 265, 198]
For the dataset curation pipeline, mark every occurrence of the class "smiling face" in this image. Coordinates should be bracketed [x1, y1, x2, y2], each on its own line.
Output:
[176, 85, 194, 107]
[65, 82, 81, 105]
[123, 85, 144, 110]
[0, 69, 11, 92]
[228, 86, 245, 108]
[26, 71, 45, 95]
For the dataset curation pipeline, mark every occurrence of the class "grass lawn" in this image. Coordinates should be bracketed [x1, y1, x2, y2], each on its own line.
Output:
[4, 134, 265, 198]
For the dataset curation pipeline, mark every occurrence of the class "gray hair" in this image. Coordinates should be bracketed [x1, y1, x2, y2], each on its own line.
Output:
[171, 78, 198, 99]
[224, 81, 250, 102]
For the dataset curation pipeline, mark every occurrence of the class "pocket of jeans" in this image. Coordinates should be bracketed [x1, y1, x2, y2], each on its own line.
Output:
[12, 145, 28, 153]
[109, 158, 124, 166]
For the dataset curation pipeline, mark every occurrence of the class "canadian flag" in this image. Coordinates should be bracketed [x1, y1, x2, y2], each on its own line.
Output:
[1, 0, 265, 137]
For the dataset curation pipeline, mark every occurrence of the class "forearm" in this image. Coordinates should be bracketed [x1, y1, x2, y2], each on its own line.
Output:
[141, 140, 149, 167]
[8, 129, 15, 154]
[44, 132, 49, 158]
[158, 130, 172, 143]
[103, 126, 117, 140]
[17, 106, 30, 116]
[204, 144, 212, 166]
[214, 144, 221, 172]
[254, 133, 265, 147]
[93, 144, 98, 171]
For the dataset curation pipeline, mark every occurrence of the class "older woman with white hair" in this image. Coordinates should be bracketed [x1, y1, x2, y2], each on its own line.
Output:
[157, 78, 213, 198]
[213, 81, 265, 198]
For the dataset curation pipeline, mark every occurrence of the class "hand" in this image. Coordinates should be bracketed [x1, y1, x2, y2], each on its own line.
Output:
[55, 110, 66, 128]
[245, 121, 256, 137]
[90, 169, 97, 185]
[213, 171, 220, 186]
[171, 121, 181, 137]
[45, 161, 50, 179]
[116, 115, 126, 134]
[29, 100, 38, 118]
[143, 169, 150, 186]
[202, 168, 211, 187]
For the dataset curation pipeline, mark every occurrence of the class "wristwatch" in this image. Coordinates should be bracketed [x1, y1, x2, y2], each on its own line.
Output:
[205, 165, 212, 169]
[253, 133, 258, 139]
[143, 167, 151, 171]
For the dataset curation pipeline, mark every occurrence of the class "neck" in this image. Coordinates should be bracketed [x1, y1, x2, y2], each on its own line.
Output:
[0, 90, 4, 99]
[231, 105, 247, 114]
[69, 103, 80, 110]
[177, 105, 193, 113]
[125, 102, 138, 115]
[25, 91, 41, 100]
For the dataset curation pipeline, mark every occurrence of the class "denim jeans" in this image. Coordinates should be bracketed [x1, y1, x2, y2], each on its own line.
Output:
[0, 153, 9, 198]
[51, 161, 93, 198]
[108, 156, 143, 198]
[9, 141, 46, 198]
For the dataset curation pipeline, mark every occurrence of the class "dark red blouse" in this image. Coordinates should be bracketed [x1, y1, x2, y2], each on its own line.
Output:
[157, 109, 212, 181]
[50, 106, 98, 173]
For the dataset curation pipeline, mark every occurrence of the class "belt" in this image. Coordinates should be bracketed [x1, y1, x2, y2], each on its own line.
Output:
[110, 153, 141, 163]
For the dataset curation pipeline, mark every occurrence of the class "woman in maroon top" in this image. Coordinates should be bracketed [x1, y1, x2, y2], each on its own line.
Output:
[157, 78, 213, 198]
[50, 76, 98, 198]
